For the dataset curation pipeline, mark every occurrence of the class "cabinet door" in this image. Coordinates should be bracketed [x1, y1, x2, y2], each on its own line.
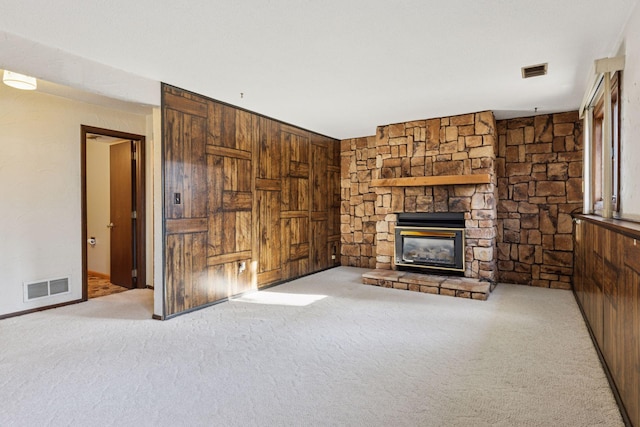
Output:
[573, 219, 585, 305]
[584, 222, 604, 348]
[602, 229, 622, 376]
[619, 235, 640, 425]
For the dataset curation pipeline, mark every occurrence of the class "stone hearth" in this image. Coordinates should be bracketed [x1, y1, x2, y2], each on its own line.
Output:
[362, 269, 492, 300]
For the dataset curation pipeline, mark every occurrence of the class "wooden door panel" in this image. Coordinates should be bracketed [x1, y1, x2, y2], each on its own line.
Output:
[257, 118, 281, 179]
[257, 190, 281, 278]
[311, 142, 328, 213]
[110, 141, 133, 288]
[328, 166, 341, 238]
[281, 216, 310, 280]
[164, 109, 184, 219]
[164, 111, 207, 219]
[165, 232, 208, 314]
[164, 90, 207, 118]
[235, 110, 253, 152]
[282, 178, 309, 212]
[280, 129, 310, 280]
[208, 258, 252, 300]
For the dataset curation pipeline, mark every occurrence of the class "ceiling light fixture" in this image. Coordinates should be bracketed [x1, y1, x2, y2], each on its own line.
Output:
[3, 70, 37, 90]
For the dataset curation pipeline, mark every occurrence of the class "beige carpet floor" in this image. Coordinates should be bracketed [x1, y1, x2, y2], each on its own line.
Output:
[0, 267, 622, 426]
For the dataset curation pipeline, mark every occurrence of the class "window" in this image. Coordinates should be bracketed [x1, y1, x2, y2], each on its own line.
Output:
[589, 71, 621, 215]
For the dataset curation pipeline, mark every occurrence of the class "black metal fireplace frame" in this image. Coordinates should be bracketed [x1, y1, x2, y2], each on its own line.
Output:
[394, 213, 465, 273]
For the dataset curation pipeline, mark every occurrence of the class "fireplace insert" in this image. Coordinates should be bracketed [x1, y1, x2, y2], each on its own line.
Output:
[394, 213, 465, 273]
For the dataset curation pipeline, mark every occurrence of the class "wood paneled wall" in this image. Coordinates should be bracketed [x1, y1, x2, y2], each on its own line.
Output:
[162, 84, 340, 317]
[574, 215, 640, 426]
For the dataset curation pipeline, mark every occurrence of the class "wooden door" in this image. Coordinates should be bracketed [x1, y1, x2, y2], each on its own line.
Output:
[281, 126, 310, 280]
[310, 139, 328, 271]
[255, 117, 283, 285]
[110, 141, 134, 288]
[206, 106, 254, 298]
[164, 98, 209, 314]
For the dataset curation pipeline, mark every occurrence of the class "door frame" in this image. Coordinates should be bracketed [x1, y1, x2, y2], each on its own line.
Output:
[81, 125, 146, 300]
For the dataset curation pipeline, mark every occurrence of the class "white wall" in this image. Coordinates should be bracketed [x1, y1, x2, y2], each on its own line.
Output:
[0, 83, 149, 316]
[86, 140, 111, 276]
[618, 1, 640, 219]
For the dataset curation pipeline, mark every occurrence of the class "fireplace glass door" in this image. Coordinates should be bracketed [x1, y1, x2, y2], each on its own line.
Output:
[394, 227, 464, 272]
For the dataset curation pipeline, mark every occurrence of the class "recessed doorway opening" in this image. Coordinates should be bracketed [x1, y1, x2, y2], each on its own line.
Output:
[81, 126, 146, 300]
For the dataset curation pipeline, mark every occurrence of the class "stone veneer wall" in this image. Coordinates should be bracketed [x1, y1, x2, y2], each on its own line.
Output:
[495, 112, 583, 289]
[341, 111, 498, 281]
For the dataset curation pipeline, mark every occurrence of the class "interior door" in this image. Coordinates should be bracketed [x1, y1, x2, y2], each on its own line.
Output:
[110, 141, 135, 288]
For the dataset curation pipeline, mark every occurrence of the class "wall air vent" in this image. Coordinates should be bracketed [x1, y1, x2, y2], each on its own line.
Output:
[521, 63, 548, 79]
[24, 277, 70, 302]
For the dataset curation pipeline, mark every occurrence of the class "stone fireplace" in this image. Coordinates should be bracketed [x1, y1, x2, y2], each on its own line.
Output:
[341, 110, 583, 296]
[341, 111, 498, 282]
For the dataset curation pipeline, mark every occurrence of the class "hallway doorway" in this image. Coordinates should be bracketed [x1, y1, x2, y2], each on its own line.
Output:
[81, 126, 146, 300]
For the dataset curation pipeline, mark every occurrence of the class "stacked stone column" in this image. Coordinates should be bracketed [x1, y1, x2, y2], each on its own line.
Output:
[495, 112, 583, 289]
[340, 136, 378, 268]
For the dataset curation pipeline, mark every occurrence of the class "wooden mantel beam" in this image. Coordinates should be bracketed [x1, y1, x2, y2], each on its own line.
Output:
[370, 174, 491, 187]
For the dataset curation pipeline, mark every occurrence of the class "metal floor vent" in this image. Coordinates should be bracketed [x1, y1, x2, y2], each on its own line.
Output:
[24, 277, 70, 301]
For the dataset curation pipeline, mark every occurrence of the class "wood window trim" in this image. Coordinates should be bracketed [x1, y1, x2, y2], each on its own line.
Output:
[591, 71, 621, 215]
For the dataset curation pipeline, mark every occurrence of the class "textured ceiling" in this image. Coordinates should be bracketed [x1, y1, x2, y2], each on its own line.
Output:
[0, 0, 637, 138]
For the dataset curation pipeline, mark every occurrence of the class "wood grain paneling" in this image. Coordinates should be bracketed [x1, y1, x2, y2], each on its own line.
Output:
[164, 92, 207, 117]
[205, 145, 252, 160]
[222, 192, 252, 211]
[574, 214, 640, 426]
[207, 250, 252, 266]
[328, 141, 341, 266]
[280, 128, 310, 281]
[165, 232, 209, 313]
[165, 218, 208, 234]
[256, 190, 281, 278]
[163, 84, 340, 316]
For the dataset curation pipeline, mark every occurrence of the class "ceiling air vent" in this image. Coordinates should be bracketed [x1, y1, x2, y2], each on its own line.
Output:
[521, 63, 548, 79]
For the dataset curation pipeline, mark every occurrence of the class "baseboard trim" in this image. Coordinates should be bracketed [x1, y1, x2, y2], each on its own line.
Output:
[572, 290, 631, 427]
[87, 270, 110, 280]
[0, 299, 85, 320]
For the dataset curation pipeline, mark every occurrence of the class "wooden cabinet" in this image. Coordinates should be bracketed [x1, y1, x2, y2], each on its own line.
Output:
[162, 84, 340, 317]
[573, 215, 640, 426]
